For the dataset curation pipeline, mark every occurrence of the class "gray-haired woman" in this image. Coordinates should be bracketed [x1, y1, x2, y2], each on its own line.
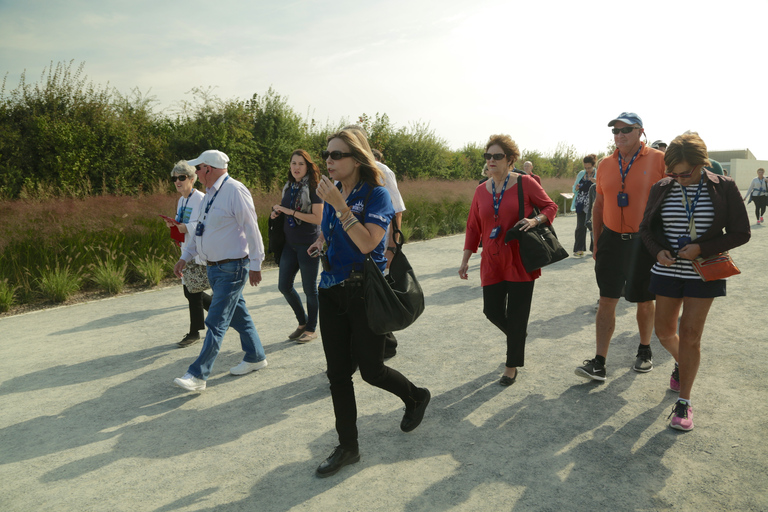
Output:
[163, 161, 211, 347]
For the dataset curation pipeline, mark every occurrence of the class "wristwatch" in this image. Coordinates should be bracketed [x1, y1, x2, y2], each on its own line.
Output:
[335, 206, 351, 219]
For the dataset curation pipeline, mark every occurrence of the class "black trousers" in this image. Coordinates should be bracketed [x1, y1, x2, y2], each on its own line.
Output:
[319, 284, 420, 450]
[753, 196, 767, 220]
[183, 284, 212, 333]
[482, 280, 535, 368]
[573, 212, 593, 253]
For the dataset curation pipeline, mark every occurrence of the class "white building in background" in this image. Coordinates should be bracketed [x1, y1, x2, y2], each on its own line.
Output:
[708, 149, 768, 189]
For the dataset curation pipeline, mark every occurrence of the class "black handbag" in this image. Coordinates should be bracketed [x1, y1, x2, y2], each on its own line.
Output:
[363, 228, 425, 335]
[267, 214, 285, 265]
[504, 175, 568, 273]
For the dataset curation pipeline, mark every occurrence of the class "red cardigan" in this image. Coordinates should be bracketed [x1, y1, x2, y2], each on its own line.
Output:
[464, 174, 558, 286]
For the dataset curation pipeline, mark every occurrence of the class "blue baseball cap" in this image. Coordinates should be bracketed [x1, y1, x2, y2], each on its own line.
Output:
[608, 112, 643, 127]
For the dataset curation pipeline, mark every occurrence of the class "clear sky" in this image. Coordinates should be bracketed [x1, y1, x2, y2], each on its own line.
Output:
[2, 0, 766, 160]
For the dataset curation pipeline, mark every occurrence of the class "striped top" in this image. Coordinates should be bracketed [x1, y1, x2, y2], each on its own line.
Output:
[651, 181, 714, 279]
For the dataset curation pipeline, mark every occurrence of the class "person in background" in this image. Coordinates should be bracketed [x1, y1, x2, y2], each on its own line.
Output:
[310, 129, 430, 478]
[163, 160, 211, 347]
[575, 112, 666, 382]
[370, 147, 407, 358]
[743, 167, 768, 224]
[172, 150, 268, 392]
[271, 150, 323, 343]
[651, 140, 667, 152]
[459, 134, 558, 386]
[479, 163, 490, 184]
[572, 154, 598, 257]
[639, 132, 750, 430]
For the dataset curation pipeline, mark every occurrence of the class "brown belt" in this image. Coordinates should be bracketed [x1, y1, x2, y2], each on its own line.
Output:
[207, 256, 248, 266]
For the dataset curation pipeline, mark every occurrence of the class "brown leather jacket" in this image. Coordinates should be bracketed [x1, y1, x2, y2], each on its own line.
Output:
[639, 170, 750, 259]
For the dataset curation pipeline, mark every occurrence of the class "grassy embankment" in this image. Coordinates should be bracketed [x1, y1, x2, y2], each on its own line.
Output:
[0, 178, 573, 313]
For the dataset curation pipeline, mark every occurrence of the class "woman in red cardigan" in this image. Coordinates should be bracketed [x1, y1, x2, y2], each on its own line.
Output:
[459, 134, 558, 386]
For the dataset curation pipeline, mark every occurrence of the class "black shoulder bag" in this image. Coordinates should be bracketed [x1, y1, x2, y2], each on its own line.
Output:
[361, 195, 425, 334]
[267, 214, 285, 265]
[504, 175, 568, 273]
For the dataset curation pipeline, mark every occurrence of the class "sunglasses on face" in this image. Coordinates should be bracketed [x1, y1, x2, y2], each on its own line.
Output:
[611, 127, 639, 135]
[483, 153, 507, 161]
[194, 165, 208, 172]
[170, 175, 189, 182]
[322, 150, 353, 160]
[665, 168, 697, 179]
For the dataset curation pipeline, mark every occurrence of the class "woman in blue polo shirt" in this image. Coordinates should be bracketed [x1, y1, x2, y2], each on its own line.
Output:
[309, 129, 430, 478]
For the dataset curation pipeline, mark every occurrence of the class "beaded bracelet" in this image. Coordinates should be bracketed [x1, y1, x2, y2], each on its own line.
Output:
[342, 218, 359, 232]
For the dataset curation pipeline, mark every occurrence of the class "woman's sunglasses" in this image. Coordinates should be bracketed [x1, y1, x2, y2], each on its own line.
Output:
[665, 167, 697, 179]
[322, 150, 353, 160]
[611, 127, 639, 134]
[483, 153, 507, 161]
[170, 175, 188, 182]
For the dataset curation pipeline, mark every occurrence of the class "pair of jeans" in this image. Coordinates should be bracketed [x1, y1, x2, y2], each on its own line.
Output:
[278, 242, 319, 332]
[482, 280, 535, 368]
[183, 285, 212, 333]
[573, 212, 593, 253]
[187, 259, 266, 380]
[319, 283, 420, 450]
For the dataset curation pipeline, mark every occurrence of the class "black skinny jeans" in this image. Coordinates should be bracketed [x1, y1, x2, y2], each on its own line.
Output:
[319, 283, 420, 450]
[753, 196, 767, 221]
[183, 284, 212, 333]
[482, 280, 535, 368]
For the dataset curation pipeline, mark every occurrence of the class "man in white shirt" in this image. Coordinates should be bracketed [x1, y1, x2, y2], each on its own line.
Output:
[372, 149, 406, 359]
[172, 150, 268, 392]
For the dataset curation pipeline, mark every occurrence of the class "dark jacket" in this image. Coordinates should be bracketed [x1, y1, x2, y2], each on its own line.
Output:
[639, 170, 750, 259]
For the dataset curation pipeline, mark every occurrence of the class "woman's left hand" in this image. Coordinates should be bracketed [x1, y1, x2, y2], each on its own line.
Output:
[677, 243, 701, 261]
[514, 217, 539, 232]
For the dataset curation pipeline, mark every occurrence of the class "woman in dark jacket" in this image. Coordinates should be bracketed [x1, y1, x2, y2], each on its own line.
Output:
[639, 132, 750, 432]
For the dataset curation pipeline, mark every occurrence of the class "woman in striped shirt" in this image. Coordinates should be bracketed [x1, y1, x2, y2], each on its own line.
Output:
[640, 132, 750, 432]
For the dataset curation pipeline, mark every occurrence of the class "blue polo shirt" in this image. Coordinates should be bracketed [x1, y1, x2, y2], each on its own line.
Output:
[319, 182, 394, 289]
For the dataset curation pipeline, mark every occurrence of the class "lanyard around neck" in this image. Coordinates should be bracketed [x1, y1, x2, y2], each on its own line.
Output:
[680, 178, 704, 238]
[205, 176, 229, 215]
[177, 190, 195, 222]
[618, 146, 642, 191]
[491, 173, 510, 219]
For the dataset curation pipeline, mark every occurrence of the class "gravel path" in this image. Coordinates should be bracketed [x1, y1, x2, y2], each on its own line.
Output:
[1, 213, 766, 511]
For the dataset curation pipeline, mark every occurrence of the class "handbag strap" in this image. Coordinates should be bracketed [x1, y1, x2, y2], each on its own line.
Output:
[516, 174, 525, 221]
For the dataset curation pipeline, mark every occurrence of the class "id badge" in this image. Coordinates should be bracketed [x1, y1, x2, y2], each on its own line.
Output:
[677, 235, 691, 250]
[617, 192, 629, 207]
[489, 226, 501, 239]
[286, 217, 296, 228]
[195, 223, 205, 236]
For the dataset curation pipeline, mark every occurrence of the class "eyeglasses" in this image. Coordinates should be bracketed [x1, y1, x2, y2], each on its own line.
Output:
[170, 175, 189, 182]
[665, 167, 697, 179]
[322, 150, 353, 160]
[483, 153, 507, 161]
[194, 165, 207, 172]
[611, 127, 639, 135]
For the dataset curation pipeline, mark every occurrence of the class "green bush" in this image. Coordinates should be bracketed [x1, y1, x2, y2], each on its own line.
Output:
[37, 264, 81, 303]
[90, 256, 127, 294]
[0, 278, 16, 312]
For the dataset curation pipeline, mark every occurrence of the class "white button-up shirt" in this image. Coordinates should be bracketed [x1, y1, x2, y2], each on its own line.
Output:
[181, 173, 265, 271]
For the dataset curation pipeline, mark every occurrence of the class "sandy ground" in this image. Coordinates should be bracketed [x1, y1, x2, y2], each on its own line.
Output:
[1, 213, 766, 512]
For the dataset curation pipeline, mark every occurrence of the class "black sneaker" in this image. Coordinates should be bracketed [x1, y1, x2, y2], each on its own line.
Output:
[178, 332, 201, 347]
[575, 358, 606, 381]
[633, 346, 653, 373]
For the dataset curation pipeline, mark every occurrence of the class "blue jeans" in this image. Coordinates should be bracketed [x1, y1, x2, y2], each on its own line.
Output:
[278, 242, 319, 332]
[187, 258, 266, 380]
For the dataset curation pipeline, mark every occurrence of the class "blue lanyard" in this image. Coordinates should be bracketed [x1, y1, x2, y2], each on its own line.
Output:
[328, 181, 364, 235]
[681, 178, 704, 226]
[491, 174, 510, 219]
[204, 176, 229, 215]
[617, 146, 642, 191]
[176, 190, 194, 223]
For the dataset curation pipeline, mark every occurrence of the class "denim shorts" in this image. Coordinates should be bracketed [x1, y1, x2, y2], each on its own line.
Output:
[649, 272, 726, 299]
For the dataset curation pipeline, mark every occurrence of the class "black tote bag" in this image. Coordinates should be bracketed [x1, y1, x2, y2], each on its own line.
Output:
[504, 175, 568, 273]
[267, 214, 285, 266]
[363, 229, 425, 334]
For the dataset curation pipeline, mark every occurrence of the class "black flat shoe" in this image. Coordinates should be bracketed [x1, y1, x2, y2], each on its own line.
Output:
[316, 446, 360, 478]
[178, 332, 201, 347]
[401, 388, 431, 432]
[499, 370, 517, 386]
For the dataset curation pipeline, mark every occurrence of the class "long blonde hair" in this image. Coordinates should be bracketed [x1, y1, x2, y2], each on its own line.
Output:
[327, 129, 383, 187]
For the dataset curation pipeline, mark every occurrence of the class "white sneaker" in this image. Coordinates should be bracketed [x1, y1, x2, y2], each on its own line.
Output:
[230, 359, 268, 376]
[173, 372, 206, 392]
